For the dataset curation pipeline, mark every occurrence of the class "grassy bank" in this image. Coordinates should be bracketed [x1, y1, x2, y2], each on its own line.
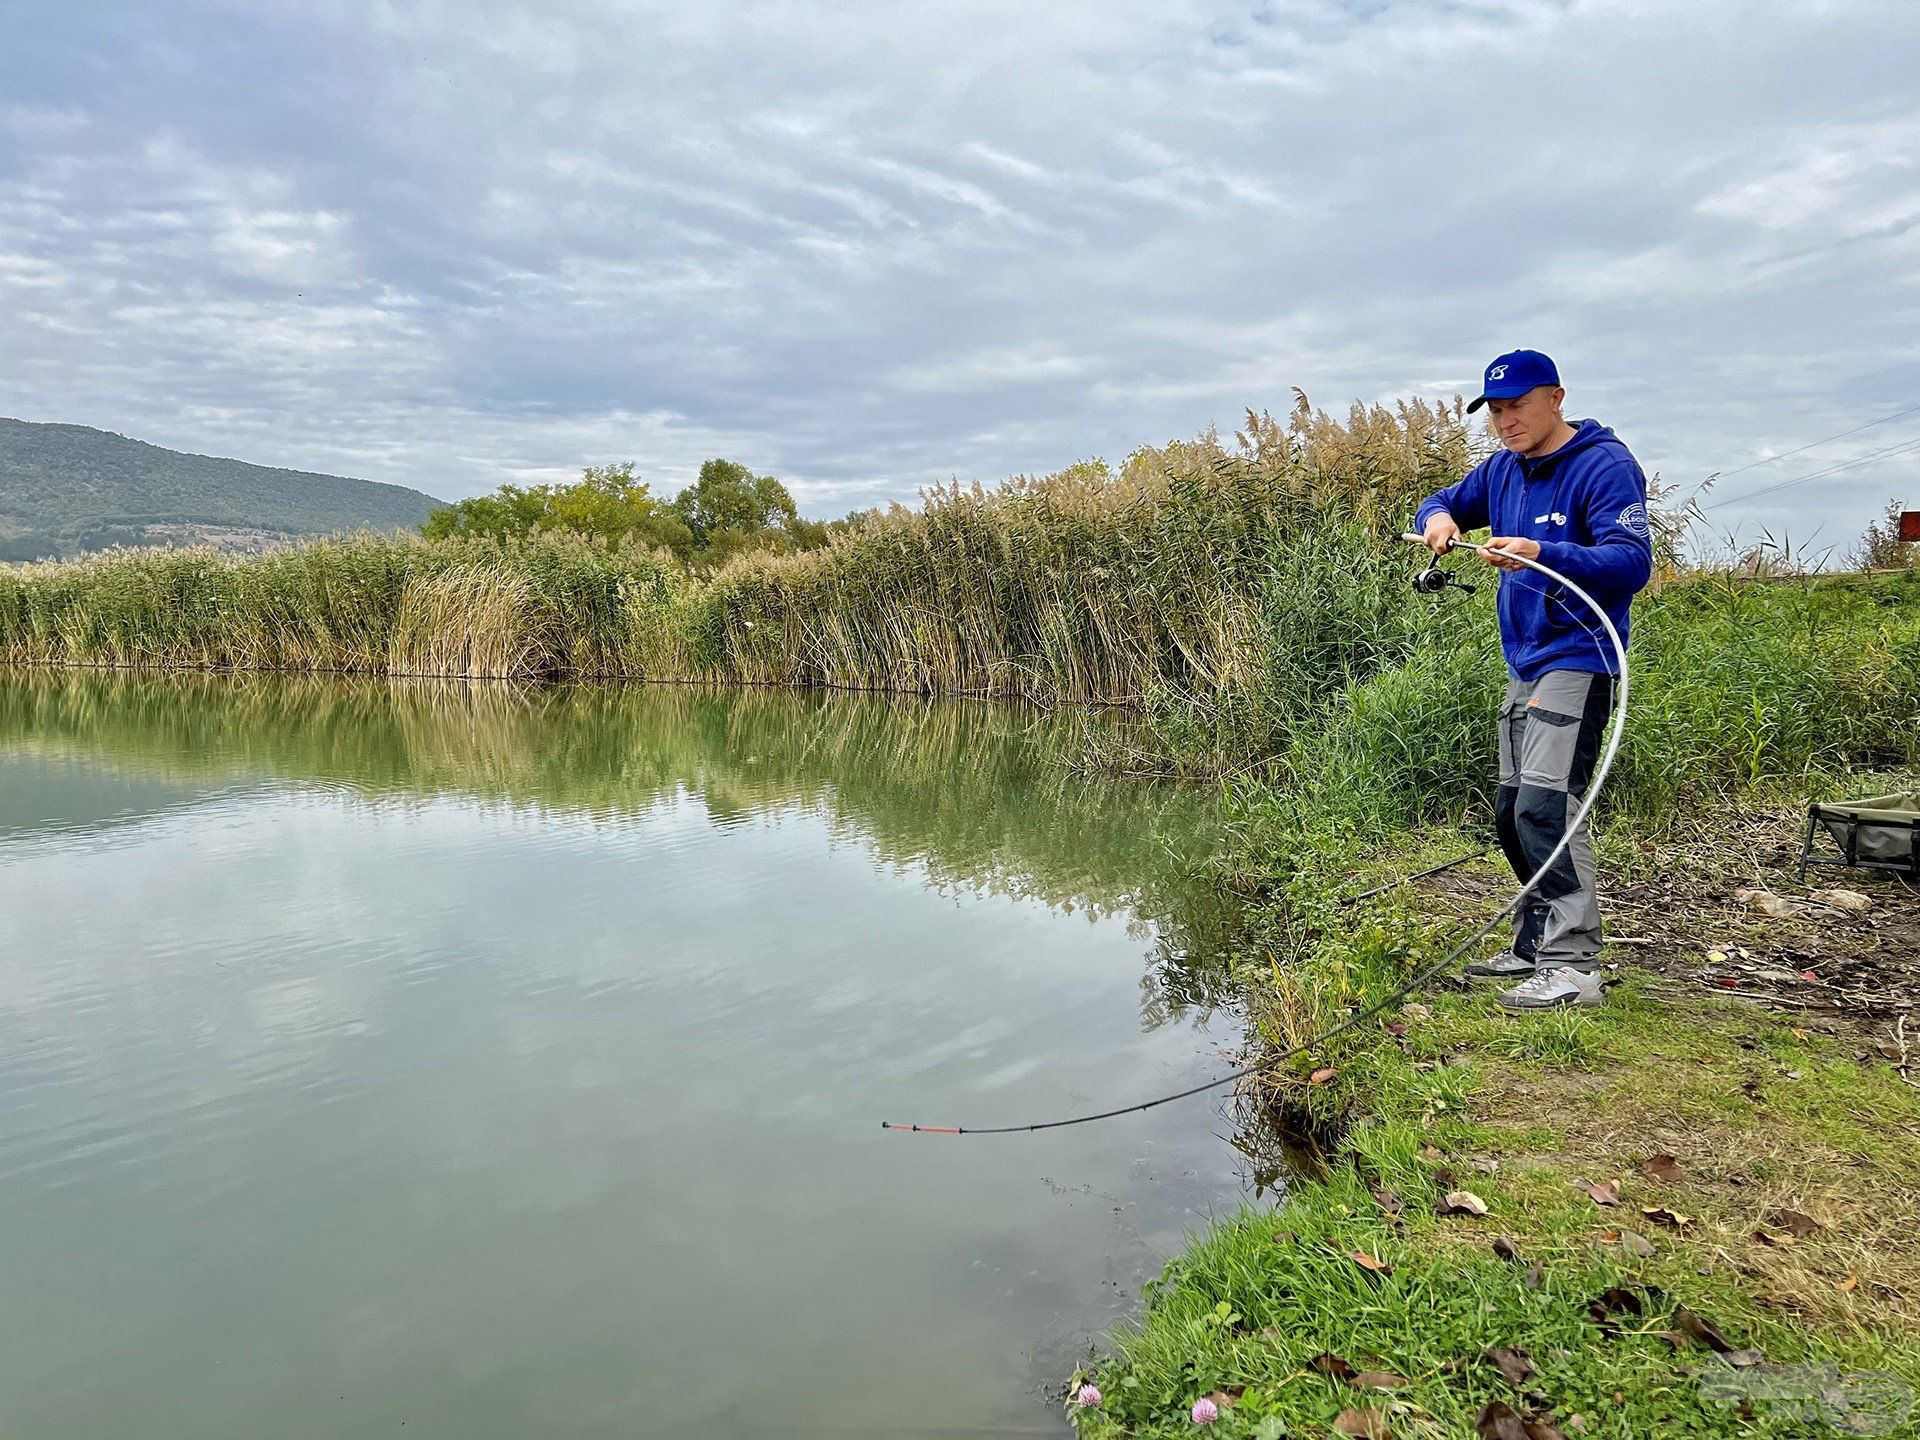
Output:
[1074, 949, 1920, 1438]
[1071, 567, 1920, 1436]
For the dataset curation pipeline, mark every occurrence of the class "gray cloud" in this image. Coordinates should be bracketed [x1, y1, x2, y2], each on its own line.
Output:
[1, 0, 1916, 547]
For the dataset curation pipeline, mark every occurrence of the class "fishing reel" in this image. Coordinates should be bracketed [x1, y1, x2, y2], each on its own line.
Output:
[1410, 558, 1475, 597]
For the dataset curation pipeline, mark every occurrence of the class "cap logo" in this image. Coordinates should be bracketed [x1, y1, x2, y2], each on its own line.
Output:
[1488, 364, 1508, 380]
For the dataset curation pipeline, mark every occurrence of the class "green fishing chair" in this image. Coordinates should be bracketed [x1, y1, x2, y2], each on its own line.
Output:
[1796, 791, 1920, 881]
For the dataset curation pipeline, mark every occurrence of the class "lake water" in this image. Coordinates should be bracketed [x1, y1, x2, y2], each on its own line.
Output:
[0, 669, 1263, 1438]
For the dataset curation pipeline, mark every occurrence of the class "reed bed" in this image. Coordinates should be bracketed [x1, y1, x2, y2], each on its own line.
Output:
[704, 397, 1472, 704]
[0, 531, 698, 680]
[0, 395, 1474, 702]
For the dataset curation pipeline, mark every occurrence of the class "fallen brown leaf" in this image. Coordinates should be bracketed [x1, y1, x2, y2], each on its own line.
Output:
[1334, 1409, 1393, 1439]
[1639, 1206, 1693, 1229]
[1350, 1370, 1407, 1390]
[1764, 1207, 1821, 1238]
[1586, 1287, 1643, 1330]
[1593, 1286, 1642, 1314]
[1486, 1346, 1536, 1385]
[1370, 1186, 1407, 1219]
[1639, 1153, 1684, 1184]
[1310, 1353, 1358, 1381]
[1202, 1387, 1242, 1409]
[1309, 1066, 1337, 1085]
[1613, 1230, 1657, 1258]
[1475, 1400, 1529, 1440]
[1586, 1180, 1621, 1207]
[1672, 1304, 1734, 1354]
[1438, 1189, 1490, 1217]
[1492, 1235, 1522, 1263]
[1349, 1249, 1393, 1274]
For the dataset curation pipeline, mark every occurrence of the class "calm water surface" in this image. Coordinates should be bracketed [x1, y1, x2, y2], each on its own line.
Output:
[0, 670, 1264, 1438]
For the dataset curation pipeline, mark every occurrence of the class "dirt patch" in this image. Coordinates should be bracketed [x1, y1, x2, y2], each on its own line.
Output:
[1420, 802, 1920, 1060]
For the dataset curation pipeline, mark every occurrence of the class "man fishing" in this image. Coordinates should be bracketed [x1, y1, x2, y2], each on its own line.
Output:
[1415, 349, 1653, 1010]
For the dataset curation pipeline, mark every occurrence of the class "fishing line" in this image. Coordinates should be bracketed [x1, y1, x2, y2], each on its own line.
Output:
[880, 536, 1629, 1136]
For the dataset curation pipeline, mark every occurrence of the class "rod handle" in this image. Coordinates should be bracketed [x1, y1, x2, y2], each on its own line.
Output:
[1402, 531, 1472, 551]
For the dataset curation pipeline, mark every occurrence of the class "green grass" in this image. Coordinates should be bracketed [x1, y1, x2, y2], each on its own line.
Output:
[1076, 960, 1920, 1439]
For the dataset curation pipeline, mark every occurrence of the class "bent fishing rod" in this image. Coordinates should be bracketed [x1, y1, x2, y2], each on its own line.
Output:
[880, 532, 1629, 1136]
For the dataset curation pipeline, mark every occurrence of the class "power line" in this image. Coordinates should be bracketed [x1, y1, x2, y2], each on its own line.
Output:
[1700, 432, 1920, 512]
[1706, 401, 1920, 483]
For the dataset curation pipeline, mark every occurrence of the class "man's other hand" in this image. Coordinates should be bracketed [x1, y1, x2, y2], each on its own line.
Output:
[1422, 514, 1461, 555]
[1477, 536, 1541, 571]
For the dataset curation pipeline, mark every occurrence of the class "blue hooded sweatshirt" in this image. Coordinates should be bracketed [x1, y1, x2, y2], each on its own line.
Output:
[1414, 419, 1653, 681]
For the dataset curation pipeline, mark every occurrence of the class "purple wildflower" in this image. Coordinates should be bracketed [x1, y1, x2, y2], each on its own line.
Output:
[1191, 1397, 1219, 1425]
[1076, 1384, 1102, 1408]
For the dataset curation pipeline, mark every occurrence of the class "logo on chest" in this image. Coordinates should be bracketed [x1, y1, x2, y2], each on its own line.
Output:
[1533, 512, 1568, 527]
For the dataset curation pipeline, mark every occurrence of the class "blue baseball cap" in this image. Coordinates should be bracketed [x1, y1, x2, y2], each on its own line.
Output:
[1467, 349, 1560, 412]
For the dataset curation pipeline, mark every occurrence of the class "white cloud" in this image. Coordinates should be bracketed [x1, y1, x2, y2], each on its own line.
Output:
[0, 0, 1915, 542]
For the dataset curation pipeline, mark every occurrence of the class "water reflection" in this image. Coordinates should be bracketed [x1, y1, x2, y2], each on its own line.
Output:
[0, 668, 1247, 1023]
[0, 667, 1261, 1439]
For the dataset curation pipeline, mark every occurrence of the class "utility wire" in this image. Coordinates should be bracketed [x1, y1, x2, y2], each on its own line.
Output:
[1700, 433, 1920, 512]
[1705, 402, 1920, 484]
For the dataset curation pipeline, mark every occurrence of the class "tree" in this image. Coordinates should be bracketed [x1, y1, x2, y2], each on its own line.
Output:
[670, 459, 800, 550]
[420, 457, 836, 567]
[421, 463, 693, 557]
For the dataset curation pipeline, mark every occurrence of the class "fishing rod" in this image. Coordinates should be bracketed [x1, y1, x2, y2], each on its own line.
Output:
[880, 532, 1630, 1135]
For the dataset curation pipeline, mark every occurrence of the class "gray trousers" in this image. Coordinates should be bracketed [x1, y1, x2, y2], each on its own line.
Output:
[1495, 670, 1613, 968]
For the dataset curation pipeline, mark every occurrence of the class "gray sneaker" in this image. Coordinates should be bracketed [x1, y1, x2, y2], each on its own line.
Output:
[1496, 965, 1605, 1011]
[1463, 950, 1536, 980]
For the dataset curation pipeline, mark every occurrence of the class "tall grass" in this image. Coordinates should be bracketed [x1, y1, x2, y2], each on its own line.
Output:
[1215, 567, 1920, 903]
[0, 532, 698, 680]
[701, 398, 1471, 703]
[0, 396, 1474, 698]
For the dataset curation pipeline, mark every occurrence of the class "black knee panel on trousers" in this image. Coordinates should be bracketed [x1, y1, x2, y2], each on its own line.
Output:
[1514, 782, 1581, 899]
[1495, 783, 1527, 881]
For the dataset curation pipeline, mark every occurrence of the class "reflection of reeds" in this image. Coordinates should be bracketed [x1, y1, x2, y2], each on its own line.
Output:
[0, 667, 1227, 936]
[0, 399, 1473, 703]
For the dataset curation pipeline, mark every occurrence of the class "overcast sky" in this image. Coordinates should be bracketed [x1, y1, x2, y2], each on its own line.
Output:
[3, 0, 1916, 551]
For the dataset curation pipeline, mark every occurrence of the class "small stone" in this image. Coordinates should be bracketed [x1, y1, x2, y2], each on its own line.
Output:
[1810, 888, 1871, 914]
[1735, 888, 1797, 919]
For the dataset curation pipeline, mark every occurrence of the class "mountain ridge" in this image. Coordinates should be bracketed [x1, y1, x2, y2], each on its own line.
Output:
[0, 417, 445, 560]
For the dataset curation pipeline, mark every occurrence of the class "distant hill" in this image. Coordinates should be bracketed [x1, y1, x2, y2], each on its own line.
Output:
[0, 418, 445, 561]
